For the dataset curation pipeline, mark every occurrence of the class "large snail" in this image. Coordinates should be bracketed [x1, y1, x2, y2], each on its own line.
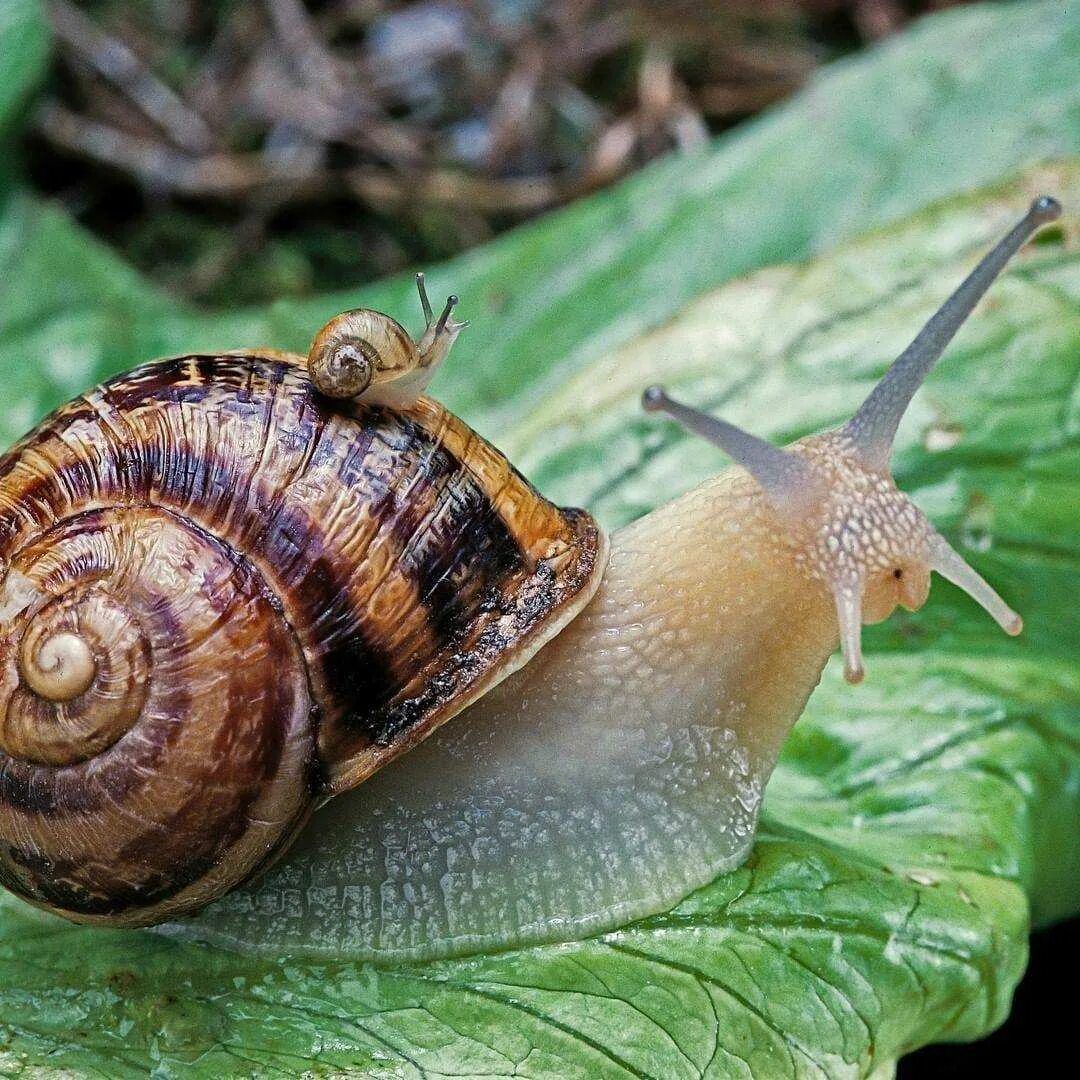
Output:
[0, 197, 1060, 961]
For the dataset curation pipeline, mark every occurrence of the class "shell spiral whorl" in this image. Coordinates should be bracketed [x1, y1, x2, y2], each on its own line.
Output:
[6, 580, 148, 765]
[0, 507, 316, 925]
[20, 629, 97, 706]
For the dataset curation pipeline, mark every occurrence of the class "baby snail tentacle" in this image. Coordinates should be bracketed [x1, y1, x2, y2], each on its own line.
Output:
[308, 273, 469, 409]
[645, 194, 1061, 684]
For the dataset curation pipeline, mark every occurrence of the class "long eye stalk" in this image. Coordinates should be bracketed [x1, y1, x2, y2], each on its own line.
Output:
[416, 271, 435, 325]
[642, 386, 818, 515]
[844, 196, 1061, 468]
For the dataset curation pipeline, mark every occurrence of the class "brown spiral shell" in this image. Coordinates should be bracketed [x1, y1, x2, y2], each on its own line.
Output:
[0, 351, 603, 926]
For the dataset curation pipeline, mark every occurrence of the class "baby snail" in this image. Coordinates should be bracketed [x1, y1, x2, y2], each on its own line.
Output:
[308, 273, 469, 407]
[0, 197, 1060, 961]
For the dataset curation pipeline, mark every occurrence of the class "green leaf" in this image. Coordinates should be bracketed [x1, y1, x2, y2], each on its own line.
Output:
[0, 836, 1031, 1078]
[0, 3, 1078, 1076]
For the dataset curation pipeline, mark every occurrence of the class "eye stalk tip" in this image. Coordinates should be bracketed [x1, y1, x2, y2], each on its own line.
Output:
[434, 294, 463, 336]
[642, 385, 668, 412]
[416, 271, 435, 324]
[1004, 613, 1023, 636]
[1030, 195, 1062, 224]
[843, 663, 865, 686]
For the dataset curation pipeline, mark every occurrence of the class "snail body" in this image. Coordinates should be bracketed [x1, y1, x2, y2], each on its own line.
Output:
[0, 198, 1059, 955]
[176, 460, 831, 959]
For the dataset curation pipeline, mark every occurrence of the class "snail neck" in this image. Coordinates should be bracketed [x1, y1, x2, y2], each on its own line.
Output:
[489, 467, 838, 771]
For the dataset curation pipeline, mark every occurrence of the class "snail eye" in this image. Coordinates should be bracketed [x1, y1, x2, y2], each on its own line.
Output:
[311, 338, 376, 399]
[893, 568, 904, 580]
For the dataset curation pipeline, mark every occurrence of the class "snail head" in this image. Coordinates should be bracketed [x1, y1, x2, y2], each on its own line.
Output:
[644, 195, 1061, 683]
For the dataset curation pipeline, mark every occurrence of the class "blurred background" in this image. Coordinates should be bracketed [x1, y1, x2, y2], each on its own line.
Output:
[29, 0, 973, 306]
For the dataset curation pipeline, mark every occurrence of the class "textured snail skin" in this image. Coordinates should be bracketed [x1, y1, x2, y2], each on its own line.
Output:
[0, 353, 602, 926]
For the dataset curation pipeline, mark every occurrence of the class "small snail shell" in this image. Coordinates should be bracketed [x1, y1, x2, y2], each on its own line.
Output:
[0, 197, 1060, 951]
